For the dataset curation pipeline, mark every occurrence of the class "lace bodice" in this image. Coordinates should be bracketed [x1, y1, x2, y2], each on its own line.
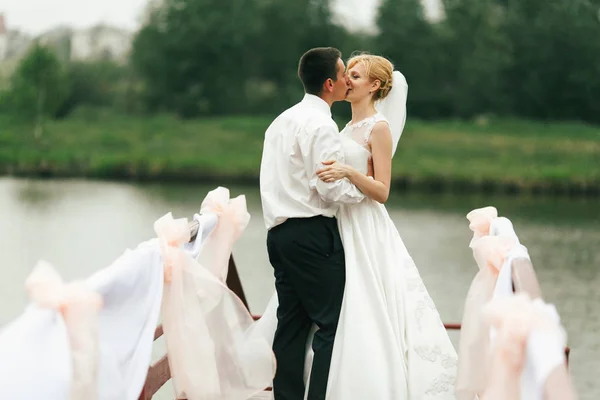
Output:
[340, 113, 388, 175]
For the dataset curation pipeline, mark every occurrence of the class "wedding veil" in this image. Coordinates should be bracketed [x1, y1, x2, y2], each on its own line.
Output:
[374, 70, 408, 156]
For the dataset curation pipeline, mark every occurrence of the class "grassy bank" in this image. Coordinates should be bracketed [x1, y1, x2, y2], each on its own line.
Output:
[1, 112, 599, 195]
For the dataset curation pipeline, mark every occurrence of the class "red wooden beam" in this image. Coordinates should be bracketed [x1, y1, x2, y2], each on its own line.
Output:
[444, 323, 461, 330]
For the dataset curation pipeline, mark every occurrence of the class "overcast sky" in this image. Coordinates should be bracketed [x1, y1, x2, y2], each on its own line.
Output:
[1, 0, 441, 36]
[2, 0, 151, 34]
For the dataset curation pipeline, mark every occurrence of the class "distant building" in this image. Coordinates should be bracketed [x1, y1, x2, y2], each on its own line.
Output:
[70, 25, 132, 62]
[0, 14, 131, 64]
[0, 15, 33, 63]
[38, 26, 72, 61]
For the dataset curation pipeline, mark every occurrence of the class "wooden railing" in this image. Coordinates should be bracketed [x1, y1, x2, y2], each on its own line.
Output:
[138, 217, 570, 399]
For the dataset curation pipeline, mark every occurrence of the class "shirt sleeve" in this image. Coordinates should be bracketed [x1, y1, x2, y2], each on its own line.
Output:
[302, 123, 365, 204]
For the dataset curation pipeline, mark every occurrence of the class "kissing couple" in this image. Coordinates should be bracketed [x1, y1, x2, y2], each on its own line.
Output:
[258, 47, 458, 399]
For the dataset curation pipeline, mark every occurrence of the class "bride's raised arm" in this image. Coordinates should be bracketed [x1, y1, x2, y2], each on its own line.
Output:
[316, 121, 393, 203]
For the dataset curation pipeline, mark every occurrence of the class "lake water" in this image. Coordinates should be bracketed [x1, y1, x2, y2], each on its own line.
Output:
[0, 177, 598, 398]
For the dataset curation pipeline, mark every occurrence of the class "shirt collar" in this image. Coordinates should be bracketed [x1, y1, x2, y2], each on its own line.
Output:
[301, 94, 332, 117]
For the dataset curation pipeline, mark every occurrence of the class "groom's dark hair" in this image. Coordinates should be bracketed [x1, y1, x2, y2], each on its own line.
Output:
[298, 47, 342, 96]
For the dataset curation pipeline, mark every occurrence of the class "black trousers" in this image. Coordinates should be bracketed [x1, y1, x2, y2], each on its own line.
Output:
[267, 215, 346, 400]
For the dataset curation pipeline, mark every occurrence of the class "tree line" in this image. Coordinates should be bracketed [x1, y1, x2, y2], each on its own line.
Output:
[1, 0, 600, 124]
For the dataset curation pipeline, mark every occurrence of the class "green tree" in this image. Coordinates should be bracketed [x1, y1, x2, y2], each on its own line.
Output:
[503, 0, 600, 122]
[7, 43, 68, 137]
[254, 0, 351, 112]
[131, 0, 262, 117]
[374, 0, 448, 118]
[56, 60, 138, 117]
[440, 0, 512, 117]
[131, 0, 357, 116]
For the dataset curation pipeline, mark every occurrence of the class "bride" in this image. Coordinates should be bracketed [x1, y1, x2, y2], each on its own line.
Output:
[259, 54, 458, 399]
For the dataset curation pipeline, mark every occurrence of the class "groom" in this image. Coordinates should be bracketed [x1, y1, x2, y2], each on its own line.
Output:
[259, 47, 365, 400]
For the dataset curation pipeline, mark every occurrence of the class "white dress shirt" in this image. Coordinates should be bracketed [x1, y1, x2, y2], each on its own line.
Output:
[260, 94, 365, 230]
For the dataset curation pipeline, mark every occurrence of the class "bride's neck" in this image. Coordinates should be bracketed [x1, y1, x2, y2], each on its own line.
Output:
[350, 97, 377, 124]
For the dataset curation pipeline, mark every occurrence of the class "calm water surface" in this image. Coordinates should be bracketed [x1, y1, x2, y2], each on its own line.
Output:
[0, 177, 598, 398]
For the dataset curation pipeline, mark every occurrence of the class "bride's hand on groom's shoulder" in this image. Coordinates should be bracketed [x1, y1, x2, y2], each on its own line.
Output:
[317, 160, 352, 183]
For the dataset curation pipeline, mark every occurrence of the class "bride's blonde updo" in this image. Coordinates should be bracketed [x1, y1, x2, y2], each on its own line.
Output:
[347, 54, 394, 101]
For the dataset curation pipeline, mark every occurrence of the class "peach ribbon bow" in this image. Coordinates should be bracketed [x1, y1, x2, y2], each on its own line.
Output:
[25, 260, 103, 400]
[154, 212, 191, 283]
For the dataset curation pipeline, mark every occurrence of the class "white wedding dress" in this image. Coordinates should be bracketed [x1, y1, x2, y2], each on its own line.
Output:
[258, 113, 458, 399]
[327, 113, 458, 398]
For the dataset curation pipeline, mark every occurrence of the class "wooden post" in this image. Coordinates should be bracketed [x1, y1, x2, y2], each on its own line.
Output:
[137, 326, 171, 400]
[225, 255, 250, 311]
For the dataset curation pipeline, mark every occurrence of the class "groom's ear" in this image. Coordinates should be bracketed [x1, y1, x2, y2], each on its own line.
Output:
[324, 78, 334, 93]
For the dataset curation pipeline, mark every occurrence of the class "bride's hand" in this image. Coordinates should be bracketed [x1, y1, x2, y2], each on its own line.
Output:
[317, 160, 353, 183]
